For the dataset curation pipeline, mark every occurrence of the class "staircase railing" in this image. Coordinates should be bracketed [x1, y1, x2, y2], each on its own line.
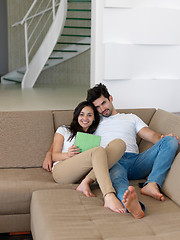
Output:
[12, 0, 67, 88]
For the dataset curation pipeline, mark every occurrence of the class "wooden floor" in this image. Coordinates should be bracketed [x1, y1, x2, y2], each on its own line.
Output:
[0, 82, 89, 111]
[0, 82, 180, 115]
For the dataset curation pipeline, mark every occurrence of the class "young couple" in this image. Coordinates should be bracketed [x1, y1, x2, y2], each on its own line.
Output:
[43, 83, 179, 219]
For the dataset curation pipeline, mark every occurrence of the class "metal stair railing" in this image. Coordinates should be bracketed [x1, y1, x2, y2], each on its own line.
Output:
[12, 0, 62, 72]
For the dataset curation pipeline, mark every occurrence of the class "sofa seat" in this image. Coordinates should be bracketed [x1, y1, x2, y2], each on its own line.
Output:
[31, 181, 180, 240]
[0, 168, 73, 215]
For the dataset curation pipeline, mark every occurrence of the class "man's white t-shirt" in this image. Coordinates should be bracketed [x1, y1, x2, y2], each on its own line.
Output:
[94, 113, 148, 153]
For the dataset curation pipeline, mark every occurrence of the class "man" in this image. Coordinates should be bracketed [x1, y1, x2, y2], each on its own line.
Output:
[43, 83, 179, 218]
[86, 83, 179, 218]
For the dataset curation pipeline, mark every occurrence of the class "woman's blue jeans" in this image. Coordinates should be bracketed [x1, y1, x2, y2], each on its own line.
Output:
[109, 136, 179, 211]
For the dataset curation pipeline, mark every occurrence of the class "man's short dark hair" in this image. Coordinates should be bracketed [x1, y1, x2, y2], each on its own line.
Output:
[86, 83, 110, 103]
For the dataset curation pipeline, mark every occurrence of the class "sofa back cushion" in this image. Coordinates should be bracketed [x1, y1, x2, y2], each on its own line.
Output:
[0, 111, 54, 168]
[53, 110, 73, 131]
[139, 109, 180, 154]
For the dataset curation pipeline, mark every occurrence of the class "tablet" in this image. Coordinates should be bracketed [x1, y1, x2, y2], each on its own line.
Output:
[74, 132, 101, 152]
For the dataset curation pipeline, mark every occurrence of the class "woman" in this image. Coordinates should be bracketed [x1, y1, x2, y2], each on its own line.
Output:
[52, 101, 126, 213]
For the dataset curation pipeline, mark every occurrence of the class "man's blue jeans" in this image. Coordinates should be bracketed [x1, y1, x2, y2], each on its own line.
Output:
[110, 136, 179, 211]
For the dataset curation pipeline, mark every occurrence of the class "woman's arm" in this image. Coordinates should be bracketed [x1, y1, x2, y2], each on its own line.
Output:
[42, 144, 53, 172]
[52, 133, 80, 162]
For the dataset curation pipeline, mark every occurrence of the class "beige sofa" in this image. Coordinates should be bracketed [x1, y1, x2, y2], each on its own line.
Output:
[0, 109, 180, 239]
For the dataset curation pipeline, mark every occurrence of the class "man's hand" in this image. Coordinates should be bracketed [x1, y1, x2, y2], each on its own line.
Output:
[161, 133, 180, 144]
[43, 152, 53, 172]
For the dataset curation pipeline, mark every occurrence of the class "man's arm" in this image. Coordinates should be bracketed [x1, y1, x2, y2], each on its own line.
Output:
[43, 144, 53, 172]
[138, 127, 163, 144]
[138, 127, 179, 145]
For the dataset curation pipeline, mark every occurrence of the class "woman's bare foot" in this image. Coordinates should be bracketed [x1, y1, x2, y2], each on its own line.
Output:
[122, 186, 144, 219]
[76, 177, 95, 197]
[141, 182, 165, 201]
[104, 193, 126, 213]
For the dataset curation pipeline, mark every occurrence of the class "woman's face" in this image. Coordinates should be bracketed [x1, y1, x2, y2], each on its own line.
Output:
[78, 106, 95, 132]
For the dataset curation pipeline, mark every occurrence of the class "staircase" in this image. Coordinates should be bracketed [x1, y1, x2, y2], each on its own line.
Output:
[1, 0, 91, 88]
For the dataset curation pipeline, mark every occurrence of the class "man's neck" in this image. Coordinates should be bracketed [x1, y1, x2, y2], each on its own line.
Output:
[111, 109, 118, 116]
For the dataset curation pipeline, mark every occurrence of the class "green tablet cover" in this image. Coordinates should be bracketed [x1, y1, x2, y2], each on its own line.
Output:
[74, 132, 101, 152]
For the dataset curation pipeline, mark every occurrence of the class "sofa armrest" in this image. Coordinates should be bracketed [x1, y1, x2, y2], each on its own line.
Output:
[162, 153, 180, 206]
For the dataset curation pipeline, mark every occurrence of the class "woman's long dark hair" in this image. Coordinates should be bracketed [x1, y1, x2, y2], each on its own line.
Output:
[67, 101, 100, 141]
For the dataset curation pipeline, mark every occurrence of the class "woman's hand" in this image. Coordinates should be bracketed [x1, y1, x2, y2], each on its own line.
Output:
[43, 151, 53, 172]
[67, 145, 80, 158]
[52, 133, 81, 161]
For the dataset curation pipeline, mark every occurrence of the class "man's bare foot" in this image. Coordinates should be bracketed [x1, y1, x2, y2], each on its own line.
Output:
[76, 177, 95, 197]
[104, 193, 126, 213]
[122, 186, 144, 219]
[141, 182, 165, 201]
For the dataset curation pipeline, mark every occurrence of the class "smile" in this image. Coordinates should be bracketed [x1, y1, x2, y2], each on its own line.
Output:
[103, 109, 109, 114]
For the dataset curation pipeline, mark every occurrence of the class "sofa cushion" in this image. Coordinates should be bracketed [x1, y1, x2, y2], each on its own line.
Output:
[0, 111, 54, 168]
[162, 153, 180, 206]
[0, 168, 72, 215]
[139, 109, 180, 153]
[53, 110, 73, 130]
[31, 182, 180, 240]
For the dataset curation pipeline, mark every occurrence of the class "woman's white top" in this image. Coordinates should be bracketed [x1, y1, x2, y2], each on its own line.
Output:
[52, 126, 75, 171]
[56, 126, 75, 152]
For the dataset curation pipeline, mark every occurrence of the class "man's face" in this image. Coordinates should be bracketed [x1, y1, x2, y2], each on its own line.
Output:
[93, 95, 115, 117]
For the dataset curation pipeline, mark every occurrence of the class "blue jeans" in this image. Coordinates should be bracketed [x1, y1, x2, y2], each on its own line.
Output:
[110, 136, 179, 211]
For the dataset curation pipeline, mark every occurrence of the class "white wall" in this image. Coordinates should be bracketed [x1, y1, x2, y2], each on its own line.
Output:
[91, 0, 180, 112]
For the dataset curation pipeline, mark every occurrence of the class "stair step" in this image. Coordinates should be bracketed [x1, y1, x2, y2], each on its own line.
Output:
[57, 42, 90, 45]
[68, 0, 91, 2]
[64, 26, 91, 29]
[17, 70, 25, 75]
[3, 77, 22, 83]
[68, 9, 91, 12]
[48, 57, 64, 60]
[61, 34, 91, 37]
[53, 49, 78, 52]
[66, 17, 91, 21]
